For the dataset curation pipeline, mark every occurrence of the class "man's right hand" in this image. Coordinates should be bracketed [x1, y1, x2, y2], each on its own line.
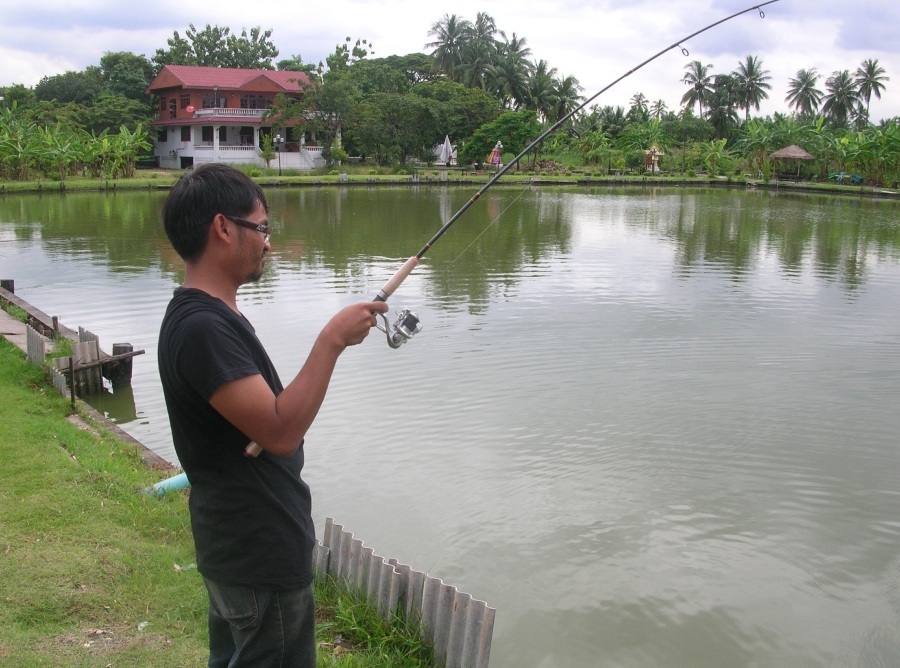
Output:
[322, 301, 391, 350]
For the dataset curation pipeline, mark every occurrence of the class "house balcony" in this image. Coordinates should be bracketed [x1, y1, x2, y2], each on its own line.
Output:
[193, 108, 268, 119]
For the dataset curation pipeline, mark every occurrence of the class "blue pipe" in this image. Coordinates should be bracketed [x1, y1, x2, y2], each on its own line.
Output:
[145, 471, 190, 496]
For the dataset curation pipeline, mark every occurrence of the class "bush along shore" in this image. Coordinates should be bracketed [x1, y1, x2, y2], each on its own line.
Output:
[0, 315, 431, 667]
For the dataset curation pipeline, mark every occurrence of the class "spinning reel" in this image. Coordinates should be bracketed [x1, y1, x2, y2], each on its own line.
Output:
[376, 308, 423, 349]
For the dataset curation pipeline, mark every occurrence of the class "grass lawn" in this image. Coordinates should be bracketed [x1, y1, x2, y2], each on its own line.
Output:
[0, 332, 430, 667]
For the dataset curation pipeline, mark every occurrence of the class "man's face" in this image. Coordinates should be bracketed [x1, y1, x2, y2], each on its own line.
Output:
[233, 201, 271, 284]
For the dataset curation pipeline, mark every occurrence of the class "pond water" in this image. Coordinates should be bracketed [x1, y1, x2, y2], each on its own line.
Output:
[2, 185, 899, 667]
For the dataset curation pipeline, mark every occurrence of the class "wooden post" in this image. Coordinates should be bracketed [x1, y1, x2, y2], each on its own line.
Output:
[109, 343, 134, 387]
[68, 356, 76, 407]
[0, 279, 13, 293]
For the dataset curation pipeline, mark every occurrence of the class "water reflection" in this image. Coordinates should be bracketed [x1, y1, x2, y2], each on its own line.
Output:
[2, 186, 899, 668]
[2, 187, 897, 299]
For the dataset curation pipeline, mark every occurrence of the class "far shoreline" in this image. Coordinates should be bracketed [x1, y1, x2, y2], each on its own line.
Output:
[2, 169, 899, 201]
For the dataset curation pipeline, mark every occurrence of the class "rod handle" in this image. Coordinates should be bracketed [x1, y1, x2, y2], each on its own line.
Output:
[374, 256, 419, 302]
[245, 441, 262, 457]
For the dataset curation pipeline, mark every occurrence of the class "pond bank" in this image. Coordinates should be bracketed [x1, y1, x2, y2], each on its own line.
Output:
[1, 171, 898, 200]
[0, 287, 492, 668]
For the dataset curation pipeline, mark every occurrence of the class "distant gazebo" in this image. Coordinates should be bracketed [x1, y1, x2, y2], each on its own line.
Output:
[769, 144, 815, 178]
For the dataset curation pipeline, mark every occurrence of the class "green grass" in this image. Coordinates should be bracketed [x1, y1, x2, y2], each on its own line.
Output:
[0, 337, 431, 667]
[315, 576, 432, 666]
[2, 304, 28, 322]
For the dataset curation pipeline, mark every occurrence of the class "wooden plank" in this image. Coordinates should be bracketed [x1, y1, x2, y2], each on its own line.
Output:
[26, 325, 46, 365]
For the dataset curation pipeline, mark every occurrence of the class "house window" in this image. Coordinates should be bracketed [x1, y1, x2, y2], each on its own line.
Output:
[239, 127, 254, 146]
[240, 94, 273, 109]
[219, 126, 227, 144]
[202, 93, 226, 109]
[157, 128, 167, 142]
[169, 98, 177, 119]
[201, 126, 213, 143]
[180, 94, 191, 109]
[158, 97, 166, 114]
[181, 126, 191, 142]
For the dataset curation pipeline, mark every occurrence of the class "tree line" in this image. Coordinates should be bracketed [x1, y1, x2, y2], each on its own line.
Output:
[0, 15, 897, 185]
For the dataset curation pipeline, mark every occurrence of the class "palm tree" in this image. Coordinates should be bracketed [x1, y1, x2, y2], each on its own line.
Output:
[594, 105, 628, 140]
[823, 70, 860, 129]
[650, 99, 668, 120]
[786, 68, 823, 118]
[459, 12, 497, 90]
[628, 92, 649, 123]
[551, 74, 583, 124]
[488, 32, 532, 109]
[527, 59, 558, 122]
[681, 60, 714, 118]
[706, 74, 740, 140]
[426, 14, 472, 83]
[855, 58, 889, 121]
[733, 55, 772, 123]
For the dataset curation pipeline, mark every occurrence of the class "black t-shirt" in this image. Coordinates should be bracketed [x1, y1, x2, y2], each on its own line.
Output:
[158, 287, 315, 589]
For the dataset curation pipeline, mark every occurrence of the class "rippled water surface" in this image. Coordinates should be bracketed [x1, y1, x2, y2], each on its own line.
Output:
[2, 185, 899, 667]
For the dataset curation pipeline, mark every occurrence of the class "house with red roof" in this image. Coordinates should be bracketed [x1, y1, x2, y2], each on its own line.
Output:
[145, 65, 324, 171]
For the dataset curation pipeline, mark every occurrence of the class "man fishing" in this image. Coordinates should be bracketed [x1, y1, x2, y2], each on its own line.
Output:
[157, 163, 388, 666]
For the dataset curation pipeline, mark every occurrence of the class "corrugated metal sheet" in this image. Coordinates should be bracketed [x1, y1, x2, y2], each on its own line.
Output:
[319, 518, 495, 668]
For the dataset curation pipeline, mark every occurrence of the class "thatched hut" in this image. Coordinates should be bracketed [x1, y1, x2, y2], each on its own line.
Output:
[769, 144, 815, 178]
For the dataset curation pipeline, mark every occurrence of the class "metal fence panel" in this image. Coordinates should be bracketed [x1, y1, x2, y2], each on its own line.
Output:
[319, 518, 495, 667]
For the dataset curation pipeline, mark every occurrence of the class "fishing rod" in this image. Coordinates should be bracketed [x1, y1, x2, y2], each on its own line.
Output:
[373, 0, 781, 348]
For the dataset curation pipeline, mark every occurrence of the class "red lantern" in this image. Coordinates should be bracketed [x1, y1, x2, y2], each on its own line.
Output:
[186, 105, 195, 113]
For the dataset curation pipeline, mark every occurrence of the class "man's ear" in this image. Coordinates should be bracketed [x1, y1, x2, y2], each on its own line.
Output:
[210, 213, 233, 245]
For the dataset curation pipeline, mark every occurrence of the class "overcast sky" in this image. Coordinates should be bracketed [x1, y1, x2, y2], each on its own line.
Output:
[2, 0, 898, 122]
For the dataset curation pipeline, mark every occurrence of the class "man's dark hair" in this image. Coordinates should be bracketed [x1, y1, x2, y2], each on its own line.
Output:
[163, 164, 269, 261]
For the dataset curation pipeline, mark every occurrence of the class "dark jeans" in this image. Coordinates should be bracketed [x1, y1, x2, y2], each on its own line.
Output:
[204, 577, 316, 668]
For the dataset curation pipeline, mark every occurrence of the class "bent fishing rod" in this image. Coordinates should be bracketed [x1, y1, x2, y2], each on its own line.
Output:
[373, 0, 781, 348]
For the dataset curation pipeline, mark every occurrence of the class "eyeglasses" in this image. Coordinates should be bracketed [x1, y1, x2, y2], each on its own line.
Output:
[227, 216, 273, 243]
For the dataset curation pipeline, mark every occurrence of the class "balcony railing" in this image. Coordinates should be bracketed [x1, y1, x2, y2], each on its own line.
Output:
[193, 145, 258, 151]
[193, 108, 267, 118]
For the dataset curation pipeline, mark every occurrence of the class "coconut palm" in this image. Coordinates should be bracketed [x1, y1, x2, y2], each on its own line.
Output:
[488, 32, 532, 109]
[459, 12, 498, 90]
[594, 105, 628, 140]
[527, 59, 558, 122]
[855, 58, 889, 121]
[706, 74, 740, 139]
[681, 60, 714, 118]
[551, 74, 583, 124]
[823, 70, 860, 129]
[786, 68, 823, 118]
[733, 55, 772, 122]
[650, 99, 668, 120]
[628, 92, 649, 121]
[426, 14, 472, 83]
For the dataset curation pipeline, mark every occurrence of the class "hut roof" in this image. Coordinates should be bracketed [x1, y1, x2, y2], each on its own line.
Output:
[769, 144, 815, 160]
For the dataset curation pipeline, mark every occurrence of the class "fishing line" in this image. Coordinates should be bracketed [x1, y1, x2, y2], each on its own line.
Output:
[445, 181, 538, 269]
[371, 0, 781, 348]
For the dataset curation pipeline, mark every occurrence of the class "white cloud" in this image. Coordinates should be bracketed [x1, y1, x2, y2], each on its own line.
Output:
[2, 0, 898, 120]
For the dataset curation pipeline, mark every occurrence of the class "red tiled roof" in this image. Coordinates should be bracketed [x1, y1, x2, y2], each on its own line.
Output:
[147, 65, 309, 93]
